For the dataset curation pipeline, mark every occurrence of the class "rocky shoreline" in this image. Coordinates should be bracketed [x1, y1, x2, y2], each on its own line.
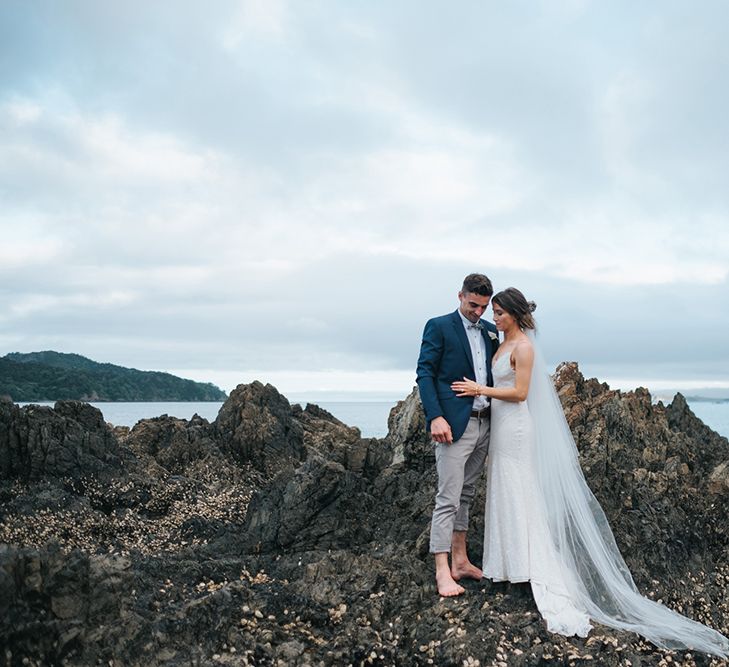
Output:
[1, 365, 728, 666]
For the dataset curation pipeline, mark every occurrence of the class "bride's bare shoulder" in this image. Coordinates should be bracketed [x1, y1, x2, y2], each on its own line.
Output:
[512, 337, 534, 361]
[514, 335, 533, 351]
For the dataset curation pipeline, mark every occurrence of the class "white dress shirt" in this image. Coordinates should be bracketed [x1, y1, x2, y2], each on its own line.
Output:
[458, 309, 489, 410]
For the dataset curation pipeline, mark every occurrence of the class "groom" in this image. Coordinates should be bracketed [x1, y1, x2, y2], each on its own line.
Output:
[416, 273, 499, 596]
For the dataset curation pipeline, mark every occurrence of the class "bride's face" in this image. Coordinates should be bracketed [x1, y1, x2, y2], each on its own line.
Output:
[492, 304, 515, 332]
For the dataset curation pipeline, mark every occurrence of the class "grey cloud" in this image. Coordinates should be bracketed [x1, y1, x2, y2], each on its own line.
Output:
[4, 250, 727, 385]
[1, 1, 729, 389]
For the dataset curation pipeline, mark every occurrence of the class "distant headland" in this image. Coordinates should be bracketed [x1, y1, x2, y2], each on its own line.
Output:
[0, 351, 227, 402]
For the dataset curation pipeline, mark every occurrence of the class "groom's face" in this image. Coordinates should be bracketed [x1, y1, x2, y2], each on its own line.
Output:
[458, 291, 491, 323]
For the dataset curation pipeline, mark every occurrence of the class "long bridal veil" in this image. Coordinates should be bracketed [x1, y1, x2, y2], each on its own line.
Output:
[526, 330, 729, 657]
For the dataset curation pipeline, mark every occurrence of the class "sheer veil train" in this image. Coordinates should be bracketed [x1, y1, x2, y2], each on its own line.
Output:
[526, 329, 729, 657]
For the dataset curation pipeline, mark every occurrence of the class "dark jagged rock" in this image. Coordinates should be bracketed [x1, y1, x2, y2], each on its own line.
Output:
[214, 381, 305, 474]
[0, 399, 121, 482]
[667, 392, 729, 475]
[241, 455, 376, 554]
[0, 542, 131, 664]
[293, 402, 393, 475]
[1, 377, 728, 666]
[124, 413, 222, 476]
[53, 399, 109, 433]
[386, 385, 433, 467]
[293, 403, 362, 466]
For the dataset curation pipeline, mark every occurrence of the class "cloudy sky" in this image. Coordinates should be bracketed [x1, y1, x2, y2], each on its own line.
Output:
[1, 1, 728, 398]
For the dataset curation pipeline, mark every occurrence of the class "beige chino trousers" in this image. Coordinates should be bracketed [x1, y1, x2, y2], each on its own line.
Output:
[429, 415, 491, 553]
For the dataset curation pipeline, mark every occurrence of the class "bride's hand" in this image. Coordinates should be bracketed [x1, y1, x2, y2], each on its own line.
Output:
[451, 377, 482, 397]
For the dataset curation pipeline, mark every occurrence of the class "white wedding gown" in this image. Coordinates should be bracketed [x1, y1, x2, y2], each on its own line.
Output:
[483, 351, 592, 637]
[481, 340, 729, 656]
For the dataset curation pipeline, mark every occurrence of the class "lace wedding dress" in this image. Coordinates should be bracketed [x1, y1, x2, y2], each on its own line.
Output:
[484, 351, 592, 636]
[482, 335, 729, 656]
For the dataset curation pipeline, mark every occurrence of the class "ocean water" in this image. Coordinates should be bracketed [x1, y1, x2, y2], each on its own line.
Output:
[18, 401, 227, 430]
[16, 399, 729, 440]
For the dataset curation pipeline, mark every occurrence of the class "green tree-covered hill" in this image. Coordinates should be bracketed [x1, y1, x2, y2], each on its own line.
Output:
[0, 351, 227, 402]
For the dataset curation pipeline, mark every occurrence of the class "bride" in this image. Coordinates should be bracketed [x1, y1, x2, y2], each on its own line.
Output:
[451, 287, 729, 657]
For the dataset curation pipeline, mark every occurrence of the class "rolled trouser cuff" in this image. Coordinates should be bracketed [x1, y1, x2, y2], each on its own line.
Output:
[453, 503, 470, 532]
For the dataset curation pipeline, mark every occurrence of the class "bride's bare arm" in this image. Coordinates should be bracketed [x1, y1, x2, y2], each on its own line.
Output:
[451, 342, 534, 402]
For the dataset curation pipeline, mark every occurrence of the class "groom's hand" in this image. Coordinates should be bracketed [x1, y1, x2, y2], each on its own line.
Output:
[431, 416, 453, 444]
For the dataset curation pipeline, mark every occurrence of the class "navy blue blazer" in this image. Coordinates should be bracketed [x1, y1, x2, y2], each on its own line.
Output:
[416, 310, 500, 442]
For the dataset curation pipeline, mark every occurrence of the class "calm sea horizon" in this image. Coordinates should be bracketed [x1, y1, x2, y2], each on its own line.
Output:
[16, 396, 729, 440]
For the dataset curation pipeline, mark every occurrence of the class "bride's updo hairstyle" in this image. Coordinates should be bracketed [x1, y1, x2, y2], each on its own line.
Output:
[492, 287, 537, 330]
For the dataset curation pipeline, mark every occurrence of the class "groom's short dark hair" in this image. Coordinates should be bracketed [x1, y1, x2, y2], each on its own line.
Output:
[462, 273, 493, 297]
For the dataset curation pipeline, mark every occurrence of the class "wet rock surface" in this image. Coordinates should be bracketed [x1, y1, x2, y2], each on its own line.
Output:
[1, 368, 728, 666]
[0, 398, 122, 482]
[214, 382, 305, 475]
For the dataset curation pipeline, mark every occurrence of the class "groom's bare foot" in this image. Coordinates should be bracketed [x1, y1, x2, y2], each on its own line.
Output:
[451, 561, 483, 581]
[436, 570, 466, 597]
[450, 531, 482, 581]
[434, 552, 465, 597]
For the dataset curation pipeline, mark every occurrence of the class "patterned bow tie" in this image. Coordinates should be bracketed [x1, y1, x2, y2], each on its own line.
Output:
[468, 322, 483, 331]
